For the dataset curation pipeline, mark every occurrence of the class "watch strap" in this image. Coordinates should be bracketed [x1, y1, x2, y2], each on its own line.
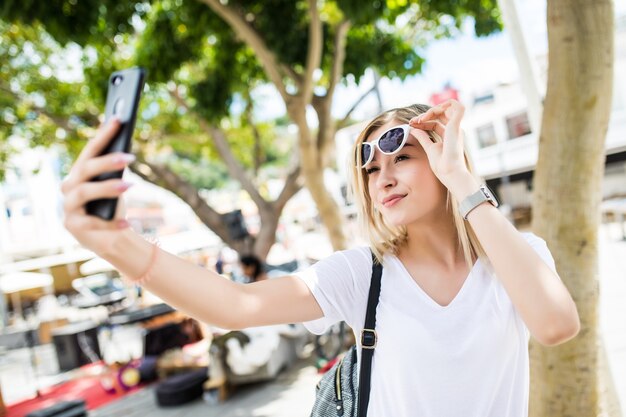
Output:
[459, 185, 498, 220]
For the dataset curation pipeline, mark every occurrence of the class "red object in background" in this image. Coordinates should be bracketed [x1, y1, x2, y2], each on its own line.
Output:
[318, 356, 340, 374]
[7, 362, 145, 417]
[429, 85, 459, 106]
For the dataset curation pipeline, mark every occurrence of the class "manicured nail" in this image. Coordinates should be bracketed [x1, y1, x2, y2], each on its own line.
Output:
[115, 153, 136, 164]
[116, 182, 133, 191]
[117, 219, 130, 229]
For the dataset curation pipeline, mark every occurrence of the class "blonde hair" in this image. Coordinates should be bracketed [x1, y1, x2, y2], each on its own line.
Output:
[348, 103, 487, 271]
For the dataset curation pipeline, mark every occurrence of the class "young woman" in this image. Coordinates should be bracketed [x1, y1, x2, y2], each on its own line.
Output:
[61, 99, 579, 416]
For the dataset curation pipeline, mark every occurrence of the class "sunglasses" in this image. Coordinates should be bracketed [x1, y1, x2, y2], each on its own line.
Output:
[358, 124, 411, 168]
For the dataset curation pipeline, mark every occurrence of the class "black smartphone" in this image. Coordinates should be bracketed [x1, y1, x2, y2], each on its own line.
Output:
[85, 67, 146, 220]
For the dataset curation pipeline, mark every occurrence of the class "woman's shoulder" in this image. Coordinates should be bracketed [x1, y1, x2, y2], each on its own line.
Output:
[308, 246, 374, 279]
[314, 245, 372, 264]
[338, 245, 373, 260]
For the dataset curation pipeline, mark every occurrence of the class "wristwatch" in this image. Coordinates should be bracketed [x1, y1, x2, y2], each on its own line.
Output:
[459, 185, 499, 220]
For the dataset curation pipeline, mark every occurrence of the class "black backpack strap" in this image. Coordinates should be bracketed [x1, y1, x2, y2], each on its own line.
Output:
[357, 250, 383, 417]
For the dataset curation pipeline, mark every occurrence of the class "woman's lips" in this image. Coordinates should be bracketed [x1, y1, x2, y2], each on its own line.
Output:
[382, 194, 406, 207]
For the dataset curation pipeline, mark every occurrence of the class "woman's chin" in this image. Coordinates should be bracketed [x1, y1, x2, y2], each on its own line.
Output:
[383, 211, 433, 228]
[382, 215, 411, 227]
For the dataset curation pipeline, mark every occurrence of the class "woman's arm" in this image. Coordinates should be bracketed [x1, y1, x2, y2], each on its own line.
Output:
[411, 100, 580, 347]
[62, 118, 323, 330]
[106, 231, 323, 329]
[449, 174, 580, 347]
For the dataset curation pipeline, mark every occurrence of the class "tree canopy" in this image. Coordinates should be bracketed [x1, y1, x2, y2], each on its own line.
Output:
[1, 0, 502, 255]
[2, 0, 501, 128]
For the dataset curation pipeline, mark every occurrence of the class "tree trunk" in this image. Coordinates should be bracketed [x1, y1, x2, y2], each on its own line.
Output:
[199, 0, 349, 252]
[254, 206, 280, 259]
[530, 1, 617, 416]
[300, 142, 346, 251]
[291, 106, 347, 251]
[131, 160, 248, 253]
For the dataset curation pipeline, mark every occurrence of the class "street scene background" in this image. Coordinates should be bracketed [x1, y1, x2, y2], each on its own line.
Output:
[1, 0, 626, 416]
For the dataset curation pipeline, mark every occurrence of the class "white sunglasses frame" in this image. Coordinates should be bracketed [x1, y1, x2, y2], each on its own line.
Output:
[359, 124, 411, 168]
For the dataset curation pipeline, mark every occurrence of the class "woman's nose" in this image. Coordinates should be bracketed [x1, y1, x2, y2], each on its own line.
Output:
[376, 164, 397, 189]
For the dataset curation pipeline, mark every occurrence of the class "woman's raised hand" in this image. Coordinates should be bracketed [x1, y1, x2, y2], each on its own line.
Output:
[408, 99, 471, 188]
[61, 118, 134, 255]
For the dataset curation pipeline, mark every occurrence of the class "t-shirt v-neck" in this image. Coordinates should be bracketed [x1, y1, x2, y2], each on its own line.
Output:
[391, 256, 480, 310]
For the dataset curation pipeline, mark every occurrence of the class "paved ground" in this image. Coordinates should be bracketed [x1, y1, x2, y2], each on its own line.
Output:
[3, 223, 626, 416]
[599, 223, 626, 410]
[91, 356, 320, 417]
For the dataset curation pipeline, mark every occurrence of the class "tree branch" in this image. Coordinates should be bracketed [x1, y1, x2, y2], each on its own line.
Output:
[207, 126, 272, 211]
[274, 166, 301, 212]
[197, 0, 292, 102]
[0, 83, 97, 132]
[243, 96, 263, 177]
[301, 0, 323, 104]
[313, 20, 351, 158]
[281, 63, 302, 87]
[169, 86, 270, 211]
[337, 81, 379, 129]
[327, 20, 351, 100]
[372, 71, 384, 113]
[130, 157, 233, 244]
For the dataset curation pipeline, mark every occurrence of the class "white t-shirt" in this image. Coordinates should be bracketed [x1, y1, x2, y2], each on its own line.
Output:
[296, 232, 557, 417]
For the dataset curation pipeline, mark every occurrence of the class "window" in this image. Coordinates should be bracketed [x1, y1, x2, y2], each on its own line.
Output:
[473, 92, 495, 105]
[506, 112, 532, 140]
[476, 123, 498, 148]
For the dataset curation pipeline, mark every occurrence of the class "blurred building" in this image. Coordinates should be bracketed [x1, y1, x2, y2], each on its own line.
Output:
[463, 13, 626, 213]
[0, 146, 70, 262]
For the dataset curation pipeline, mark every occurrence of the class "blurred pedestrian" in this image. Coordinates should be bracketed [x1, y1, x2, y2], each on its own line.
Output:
[215, 250, 224, 275]
[239, 254, 267, 283]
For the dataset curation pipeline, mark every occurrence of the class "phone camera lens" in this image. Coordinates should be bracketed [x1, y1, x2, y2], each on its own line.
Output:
[112, 75, 123, 86]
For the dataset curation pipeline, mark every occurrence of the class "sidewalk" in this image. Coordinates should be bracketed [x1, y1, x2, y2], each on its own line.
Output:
[599, 223, 626, 411]
[91, 356, 320, 417]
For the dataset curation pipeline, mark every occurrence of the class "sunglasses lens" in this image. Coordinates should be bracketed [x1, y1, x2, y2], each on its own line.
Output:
[379, 127, 405, 153]
[361, 144, 372, 165]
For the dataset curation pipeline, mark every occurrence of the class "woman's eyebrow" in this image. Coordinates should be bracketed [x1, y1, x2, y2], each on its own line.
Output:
[402, 142, 421, 150]
[406, 141, 428, 151]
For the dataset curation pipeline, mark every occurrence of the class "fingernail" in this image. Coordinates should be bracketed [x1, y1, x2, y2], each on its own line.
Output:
[117, 219, 130, 229]
[116, 154, 136, 164]
[116, 182, 133, 191]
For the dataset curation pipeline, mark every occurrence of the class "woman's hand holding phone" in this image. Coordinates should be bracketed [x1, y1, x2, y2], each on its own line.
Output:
[62, 67, 145, 255]
[61, 118, 134, 255]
